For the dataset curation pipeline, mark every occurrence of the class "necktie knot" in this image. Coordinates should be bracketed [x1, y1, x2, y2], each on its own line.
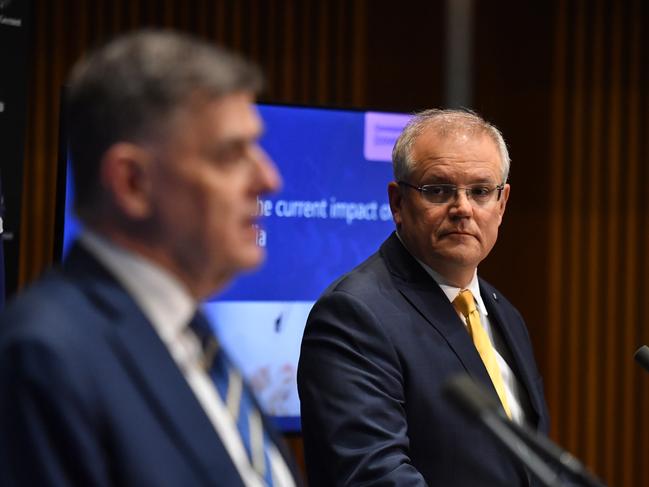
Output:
[188, 310, 214, 343]
[188, 311, 219, 372]
[453, 289, 477, 319]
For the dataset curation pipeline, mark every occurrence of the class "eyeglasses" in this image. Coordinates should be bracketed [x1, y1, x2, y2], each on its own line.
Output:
[398, 181, 505, 206]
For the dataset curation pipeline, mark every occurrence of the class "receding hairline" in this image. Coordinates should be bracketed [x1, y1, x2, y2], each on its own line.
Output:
[392, 109, 511, 183]
[413, 121, 502, 161]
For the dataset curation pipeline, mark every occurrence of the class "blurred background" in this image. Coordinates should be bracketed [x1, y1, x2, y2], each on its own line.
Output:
[1, 1, 648, 485]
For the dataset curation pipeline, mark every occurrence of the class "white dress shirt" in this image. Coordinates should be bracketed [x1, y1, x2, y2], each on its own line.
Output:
[394, 233, 530, 424]
[421, 265, 528, 424]
[79, 230, 295, 487]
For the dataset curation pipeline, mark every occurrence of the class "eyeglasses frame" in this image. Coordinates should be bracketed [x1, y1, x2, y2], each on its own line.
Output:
[397, 180, 505, 205]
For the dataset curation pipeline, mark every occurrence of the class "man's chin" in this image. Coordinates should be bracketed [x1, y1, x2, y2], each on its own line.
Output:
[433, 244, 482, 266]
[236, 245, 266, 271]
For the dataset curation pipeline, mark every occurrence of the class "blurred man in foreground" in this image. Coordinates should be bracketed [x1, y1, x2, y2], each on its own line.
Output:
[0, 30, 298, 487]
[298, 109, 549, 486]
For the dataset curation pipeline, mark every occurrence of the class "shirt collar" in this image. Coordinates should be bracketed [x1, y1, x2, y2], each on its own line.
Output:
[395, 231, 488, 315]
[78, 230, 196, 344]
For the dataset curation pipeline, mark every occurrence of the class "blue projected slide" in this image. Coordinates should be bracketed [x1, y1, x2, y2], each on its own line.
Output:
[61, 105, 411, 431]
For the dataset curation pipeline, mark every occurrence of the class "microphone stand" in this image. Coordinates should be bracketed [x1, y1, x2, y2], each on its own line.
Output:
[444, 374, 608, 487]
[479, 411, 563, 487]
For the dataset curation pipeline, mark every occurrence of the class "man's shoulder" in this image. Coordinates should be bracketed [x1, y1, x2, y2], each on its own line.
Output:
[322, 249, 393, 297]
[0, 269, 103, 348]
[4, 268, 79, 310]
[321, 233, 426, 297]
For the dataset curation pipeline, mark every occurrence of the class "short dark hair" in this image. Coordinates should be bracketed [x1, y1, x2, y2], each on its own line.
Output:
[66, 29, 263, 213]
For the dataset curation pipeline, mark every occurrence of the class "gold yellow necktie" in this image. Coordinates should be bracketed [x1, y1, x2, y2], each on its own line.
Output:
[453, 289, 512, 419]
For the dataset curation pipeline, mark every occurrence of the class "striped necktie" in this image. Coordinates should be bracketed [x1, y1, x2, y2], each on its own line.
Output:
[453, 289, 512, 419]
[189, 311, 276, 486]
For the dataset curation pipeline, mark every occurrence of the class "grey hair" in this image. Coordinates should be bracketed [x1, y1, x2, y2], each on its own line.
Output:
[66, 29, 264, 212]
[391, 108, 510, 183]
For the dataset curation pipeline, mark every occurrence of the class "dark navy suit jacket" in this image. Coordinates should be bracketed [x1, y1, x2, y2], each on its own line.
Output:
[0, 243, 298, 487]
[298, 233, 550, 486]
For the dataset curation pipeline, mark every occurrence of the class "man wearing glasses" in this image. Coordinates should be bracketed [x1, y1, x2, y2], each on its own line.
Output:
[298, 109, 550, 486]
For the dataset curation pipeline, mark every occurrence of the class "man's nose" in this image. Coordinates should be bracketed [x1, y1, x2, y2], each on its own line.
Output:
[252, 145, 282, 195]
[448, 188, 473, 215]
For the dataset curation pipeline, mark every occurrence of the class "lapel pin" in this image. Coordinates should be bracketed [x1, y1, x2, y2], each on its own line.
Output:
[492, 292, 498, 301]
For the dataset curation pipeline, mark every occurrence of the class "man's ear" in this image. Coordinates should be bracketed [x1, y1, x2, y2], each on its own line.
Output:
[387, 181, 403, 228]
[496, 183, 510, 225]
[99, 143, 155, 219]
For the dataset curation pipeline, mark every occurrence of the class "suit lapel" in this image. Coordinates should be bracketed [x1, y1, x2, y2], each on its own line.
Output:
[480, 284, 543, 426]
[379, 234, 498, 394]
[64, 244, 244, 487]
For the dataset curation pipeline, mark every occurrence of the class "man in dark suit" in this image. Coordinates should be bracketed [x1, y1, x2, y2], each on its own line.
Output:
[0, 31, 298, 487]
[298, 109, 550, 486]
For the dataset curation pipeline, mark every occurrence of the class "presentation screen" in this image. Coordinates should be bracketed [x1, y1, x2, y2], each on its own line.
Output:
[59, 104, 411, 431]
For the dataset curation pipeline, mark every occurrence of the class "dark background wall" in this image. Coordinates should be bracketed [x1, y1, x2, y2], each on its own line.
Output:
[7, 1, 649, 485]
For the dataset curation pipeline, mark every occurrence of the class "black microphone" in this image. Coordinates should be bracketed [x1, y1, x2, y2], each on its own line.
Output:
[634, 345, 649, 373]
[443, 374, 607, 487]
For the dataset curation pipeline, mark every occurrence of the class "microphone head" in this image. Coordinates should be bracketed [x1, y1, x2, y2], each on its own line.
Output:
[634, 345, 649, 372]
[442, 373, 502, 419]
